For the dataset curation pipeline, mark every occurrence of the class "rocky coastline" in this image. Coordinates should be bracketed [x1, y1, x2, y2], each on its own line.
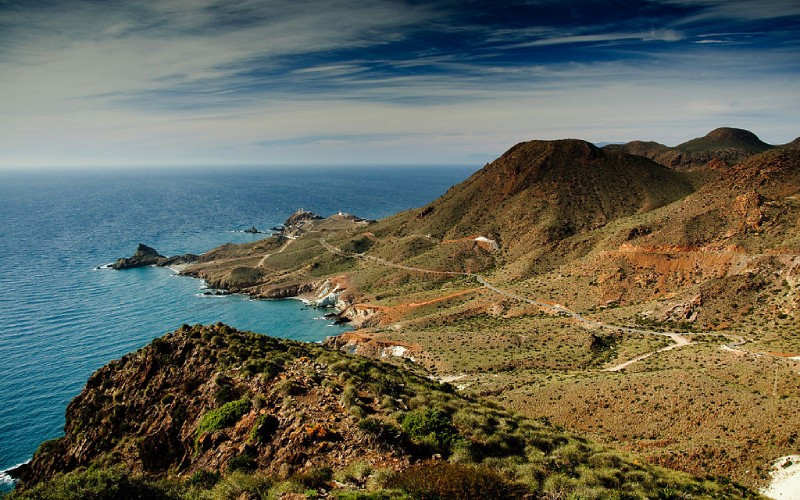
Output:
[110, 210, 375, 328]
[109, 243, 199, 270]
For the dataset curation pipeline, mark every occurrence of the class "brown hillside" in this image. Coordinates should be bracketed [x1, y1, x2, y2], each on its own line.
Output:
[629, 149, 800, 251]
[377, 139, 693, 267]
[610, 127, 774, 171]
[783, 137, 800, 150]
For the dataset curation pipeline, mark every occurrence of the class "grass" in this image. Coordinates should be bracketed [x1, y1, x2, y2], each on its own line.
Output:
[196, 398, 251, 439]
[14, 325, 757, 499]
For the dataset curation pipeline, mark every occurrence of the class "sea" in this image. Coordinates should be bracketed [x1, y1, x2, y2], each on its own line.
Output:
[0, 165, 475, 490]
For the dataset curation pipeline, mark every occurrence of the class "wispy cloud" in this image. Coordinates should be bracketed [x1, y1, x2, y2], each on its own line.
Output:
[0, 0, 797, 168]
[661, 0, 800, 22]
[504, 29, 685, 48]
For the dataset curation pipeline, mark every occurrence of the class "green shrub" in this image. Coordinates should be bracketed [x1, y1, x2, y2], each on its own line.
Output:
[333, 462, 373, 484]
[186, 469, 220, 489]
[212, 374, 240, 404]
[208, 471, 273, 499]
[275, 379, 303, 396]
[228, 451, 257, 473]
[401, 407, 459, 455]
[291, 466, 333, 489]
[33, 437, 64, 459]
[196, 398, 251, 438]
[10, 467, 175, 500]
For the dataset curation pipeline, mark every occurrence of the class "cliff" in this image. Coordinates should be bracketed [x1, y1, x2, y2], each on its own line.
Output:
[12, 324, 754, 499]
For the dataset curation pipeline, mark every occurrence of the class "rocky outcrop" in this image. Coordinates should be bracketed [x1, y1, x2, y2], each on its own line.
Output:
[17, 325, 412, 489]
[735, 191, 765, 232]
[111, 244, 198, 270]
[280, 210, 323, 236]
[110, 243, 165, 269]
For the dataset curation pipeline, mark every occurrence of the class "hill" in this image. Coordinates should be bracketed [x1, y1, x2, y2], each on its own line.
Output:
[10, 324, 755, 499]
[370, 139, 693, 273]
[783, 137, 800, 150]
[608, 127, 774, 170]
[101, 134, 800, 490]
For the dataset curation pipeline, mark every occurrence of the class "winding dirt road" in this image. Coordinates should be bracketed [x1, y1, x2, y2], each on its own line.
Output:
[318, 238, 759, 371]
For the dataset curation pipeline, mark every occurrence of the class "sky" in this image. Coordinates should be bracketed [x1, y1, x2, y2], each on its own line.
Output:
[0, 0, 798, 168]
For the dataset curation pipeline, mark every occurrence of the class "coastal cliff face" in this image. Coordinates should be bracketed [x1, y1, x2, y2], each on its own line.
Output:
[13, 325, 755, 499]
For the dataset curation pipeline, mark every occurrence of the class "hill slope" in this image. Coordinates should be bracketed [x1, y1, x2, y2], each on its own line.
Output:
[373, 139, 693, 271]
[11, 324, 756, 499]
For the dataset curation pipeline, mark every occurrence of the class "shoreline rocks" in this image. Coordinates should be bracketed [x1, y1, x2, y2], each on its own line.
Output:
[111, 243, 199, 270]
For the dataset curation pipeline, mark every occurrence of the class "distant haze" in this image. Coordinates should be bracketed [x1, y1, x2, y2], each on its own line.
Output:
[1, 0, 798, 169]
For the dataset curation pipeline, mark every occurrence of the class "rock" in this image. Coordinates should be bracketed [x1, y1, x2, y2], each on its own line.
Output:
[111, 245, 199, 270]
[244, 227, 260, 234]
[735, 191, 764, 232]
[6, 461, 31, 479]
[110, 243, 166, 270]
[283, 210, 323, 228]
[161, 254, 200, 267]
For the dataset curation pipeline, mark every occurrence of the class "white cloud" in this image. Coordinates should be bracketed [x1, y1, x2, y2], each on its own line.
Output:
[506, 29, 685, 48]
[0, 1, 797, 168]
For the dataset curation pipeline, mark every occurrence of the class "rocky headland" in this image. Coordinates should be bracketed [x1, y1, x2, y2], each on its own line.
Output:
[110, 243, 198, 270]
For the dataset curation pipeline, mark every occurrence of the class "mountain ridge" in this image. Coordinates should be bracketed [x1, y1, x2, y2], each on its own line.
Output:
[606, 127, 777, 171]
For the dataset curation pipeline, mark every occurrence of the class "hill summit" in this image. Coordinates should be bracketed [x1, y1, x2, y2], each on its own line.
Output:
[676, 127, 771, 154]
[608, 127, 775, 170]
[379, 138, 693, 269]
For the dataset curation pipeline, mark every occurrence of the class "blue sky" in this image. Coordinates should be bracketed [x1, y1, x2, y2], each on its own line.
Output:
[0, 0, 798, 168]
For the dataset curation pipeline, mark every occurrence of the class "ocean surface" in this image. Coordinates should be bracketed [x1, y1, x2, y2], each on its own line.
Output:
[0, 165, 475, 489]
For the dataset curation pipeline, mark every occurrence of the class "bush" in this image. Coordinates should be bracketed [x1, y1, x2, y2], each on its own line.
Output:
[186, 469, 220, 489]
[10, 467, 175, 500]
[333, 462, 373, 485]
[387, 462, 527, 499]
[275, 379, 303, 396]
[228, 451, 257, 473]
[196, 398, 251, 438]
[33, 437, 64, 459]
[401, 407, 460, 455]
[213, 374, 240, 404]
[250, 414, 280, 443]
[291, 466, 333, 489]
[208, 471, 273, 499]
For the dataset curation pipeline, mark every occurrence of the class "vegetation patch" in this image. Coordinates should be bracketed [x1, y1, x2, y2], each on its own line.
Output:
[401, 407, 460, 455]
[196, 398, 251, 438]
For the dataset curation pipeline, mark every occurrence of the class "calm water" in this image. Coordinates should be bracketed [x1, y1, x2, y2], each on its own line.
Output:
[0, 166, 474, 488]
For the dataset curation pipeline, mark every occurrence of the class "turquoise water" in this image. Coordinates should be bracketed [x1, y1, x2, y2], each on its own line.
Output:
[0, 166, 474, 488]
